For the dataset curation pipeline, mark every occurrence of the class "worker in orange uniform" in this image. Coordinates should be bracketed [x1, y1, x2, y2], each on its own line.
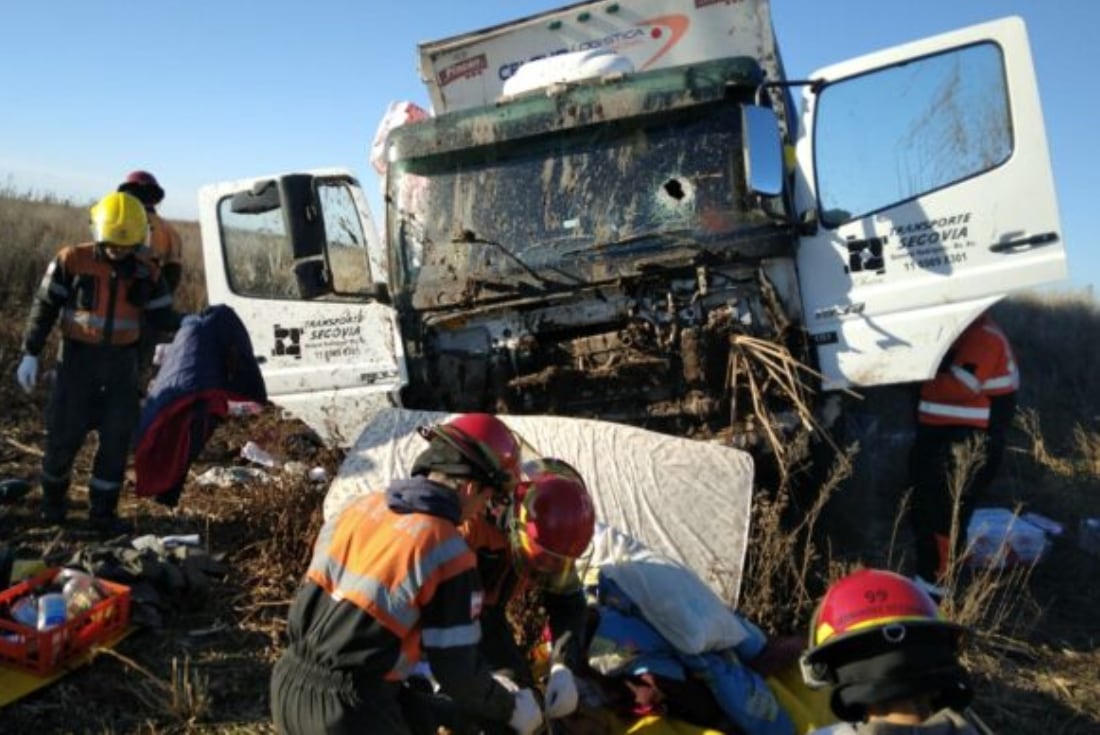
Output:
[270, 413, 544, 735]
[423, 416, 597, 724]
[118, 170, 183, 292]
[15, 192, 193, 534]
[909, 311, 1018, 597]
[800, 568, 979, 734]
[118, 170, 184, 387]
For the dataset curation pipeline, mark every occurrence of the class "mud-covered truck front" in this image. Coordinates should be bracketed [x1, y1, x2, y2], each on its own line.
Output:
[199, 0, 1065, 445]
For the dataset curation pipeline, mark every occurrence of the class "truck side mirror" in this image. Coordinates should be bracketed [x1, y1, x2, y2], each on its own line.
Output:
[741, 105, 784, 198]
[230, 180, 281, 214]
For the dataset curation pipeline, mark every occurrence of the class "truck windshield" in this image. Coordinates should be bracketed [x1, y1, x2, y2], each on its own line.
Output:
[387, 103, 755, 308]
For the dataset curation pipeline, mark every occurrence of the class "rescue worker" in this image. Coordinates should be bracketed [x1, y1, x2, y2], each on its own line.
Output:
[909, 311, 1019, 596]
[269, 413, 543, 735]
[117, 170, 183, 292]
[423, 415, 597, 722]
[14, 192, 193, 534]
[801, 568, 978, 734]
[117, 170, 184, 388]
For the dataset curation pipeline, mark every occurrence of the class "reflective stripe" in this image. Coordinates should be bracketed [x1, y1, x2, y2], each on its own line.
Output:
[984, 374, 1018, 391]
[89, 476, 122, 492]
[948, 365, 981, 393]
[984, 359, 1019, 392]
[918, 401, 990, 421]
[308, 514, 340, 573]
[41, 469, 70, 484]
[62, 310, 141, 332]
[317, 534, 473, 635]
[324, 561, 420, 632]
[422, 620, 481, 649]
[388, 651, 418, 681]
[145, 294, 173, 310]
[980, 325, 1019, 392]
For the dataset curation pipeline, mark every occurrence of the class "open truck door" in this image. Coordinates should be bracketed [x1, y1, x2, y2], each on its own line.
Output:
[793, 17, 1065, 389]
[198, 170, 406, 444]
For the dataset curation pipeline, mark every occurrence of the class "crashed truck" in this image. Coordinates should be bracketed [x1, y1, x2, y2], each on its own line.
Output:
[197, 0, 1066, 598]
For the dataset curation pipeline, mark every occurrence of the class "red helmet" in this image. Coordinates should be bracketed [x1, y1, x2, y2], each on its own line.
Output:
[418, 413, 522, 493]
[510, 458, 596, 591]
[118, 170, 165, 205]
[801, 569, 970, 721]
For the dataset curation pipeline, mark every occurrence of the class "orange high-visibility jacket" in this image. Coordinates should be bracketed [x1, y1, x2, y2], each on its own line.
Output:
[306, 492, 480, 681]
[22, 243, 174, 354]
[917, 314, 1018, 429]
[146, 211, 183, 267]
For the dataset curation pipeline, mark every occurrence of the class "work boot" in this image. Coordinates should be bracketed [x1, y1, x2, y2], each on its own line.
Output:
[39, 479, 69, 525]
[89, 489, 133, 538]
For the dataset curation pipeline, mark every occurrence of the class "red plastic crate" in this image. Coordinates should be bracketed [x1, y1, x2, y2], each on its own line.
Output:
[0, 567, 131, 676]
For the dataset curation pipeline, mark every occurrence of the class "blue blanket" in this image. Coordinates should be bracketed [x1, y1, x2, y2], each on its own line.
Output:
[134, 304, 266, 506]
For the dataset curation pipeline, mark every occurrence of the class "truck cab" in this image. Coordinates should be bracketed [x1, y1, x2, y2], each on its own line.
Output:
[199, 0, 1065, 445]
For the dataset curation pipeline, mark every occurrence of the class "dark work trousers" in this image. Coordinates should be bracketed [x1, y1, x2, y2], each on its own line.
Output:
[270, 651, 495, 735]
[41, 341, 139, 517]
[909, 422, 1007, 582]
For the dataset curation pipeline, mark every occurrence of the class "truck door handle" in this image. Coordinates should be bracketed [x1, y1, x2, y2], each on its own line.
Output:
[989, 231, 1059, 253]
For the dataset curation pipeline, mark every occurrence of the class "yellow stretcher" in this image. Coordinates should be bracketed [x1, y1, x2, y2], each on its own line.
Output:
[580, 661, 837, 734]
[0, 627, 134, 709]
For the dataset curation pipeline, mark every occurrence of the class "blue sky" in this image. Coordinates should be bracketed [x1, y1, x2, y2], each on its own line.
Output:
[1, 1, 1094, 290]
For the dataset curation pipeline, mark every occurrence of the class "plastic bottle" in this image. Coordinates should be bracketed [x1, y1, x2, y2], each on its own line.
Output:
[240, 441, 278, 468]
[11, 594, 38, 628]
[36, 593, 67, 630]
[61, 571, 103, 616]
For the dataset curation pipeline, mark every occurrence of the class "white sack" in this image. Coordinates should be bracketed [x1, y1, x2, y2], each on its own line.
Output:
[590, 522, 751, 654]
[325, 408, 755, 602]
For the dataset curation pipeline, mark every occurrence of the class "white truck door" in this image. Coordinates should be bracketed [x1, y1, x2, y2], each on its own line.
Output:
[198, 169, 407, 444]
[794, 17, 1065, 389]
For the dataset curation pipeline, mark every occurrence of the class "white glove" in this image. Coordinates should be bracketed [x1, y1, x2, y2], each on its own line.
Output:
[508, 687, 543, 735]
[545, 663, 579, 718]
[492, 672, 520, 693]
[16, 354, 38, 394]
[180, 313, 201, 328]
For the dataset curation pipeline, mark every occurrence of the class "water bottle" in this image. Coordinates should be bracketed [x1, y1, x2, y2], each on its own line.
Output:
[61, 571, 103, 616]
[36, 593, 67, 630]
[10, 595, 38, 628]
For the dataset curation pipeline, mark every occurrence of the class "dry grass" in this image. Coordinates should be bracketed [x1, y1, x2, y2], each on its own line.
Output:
[738, 444, 857, 635]
[1, 192, 1098, 732]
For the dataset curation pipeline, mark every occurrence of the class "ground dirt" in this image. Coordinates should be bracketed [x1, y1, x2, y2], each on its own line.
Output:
[1, 337, 1099, 733]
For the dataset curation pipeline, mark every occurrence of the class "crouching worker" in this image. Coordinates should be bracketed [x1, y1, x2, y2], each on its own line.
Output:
[423, 415, 597, 722]
[14, 192, 193, 535]
[270, 414, 544, 735]
[801, 568, 980, 734]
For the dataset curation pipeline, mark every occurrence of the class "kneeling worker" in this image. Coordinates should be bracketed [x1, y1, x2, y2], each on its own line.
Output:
[270, 415, 543, 735]
[801, 568, 979, 734]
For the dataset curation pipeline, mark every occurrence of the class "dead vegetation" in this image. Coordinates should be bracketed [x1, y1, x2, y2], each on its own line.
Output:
[0, 194, 1098, 732]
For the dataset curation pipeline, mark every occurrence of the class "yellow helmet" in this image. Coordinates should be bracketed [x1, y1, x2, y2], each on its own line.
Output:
[89, 191, 148, 247]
